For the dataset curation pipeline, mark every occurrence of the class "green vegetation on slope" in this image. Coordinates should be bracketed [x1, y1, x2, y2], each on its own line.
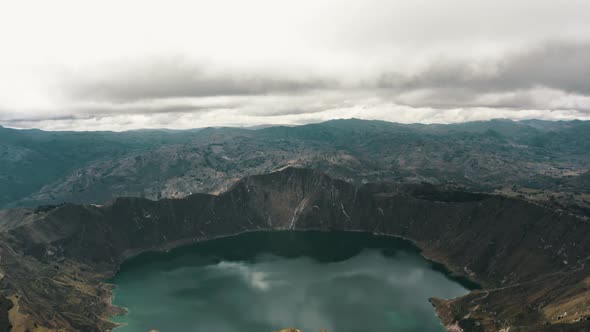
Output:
[0, 119, 588, 208]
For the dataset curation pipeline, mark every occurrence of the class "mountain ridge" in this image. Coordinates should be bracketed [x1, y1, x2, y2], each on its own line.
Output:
[2, 119, 588, 218]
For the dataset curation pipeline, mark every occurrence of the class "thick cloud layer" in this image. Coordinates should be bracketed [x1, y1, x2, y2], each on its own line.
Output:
[1, 0, 589, 130]
[62, 59, 335, 102]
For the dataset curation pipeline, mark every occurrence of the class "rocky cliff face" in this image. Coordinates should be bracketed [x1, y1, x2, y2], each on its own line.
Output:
[0, 168, 589, 331]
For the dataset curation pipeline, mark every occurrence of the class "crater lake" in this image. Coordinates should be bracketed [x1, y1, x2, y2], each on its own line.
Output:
[110, 231, 474, 332]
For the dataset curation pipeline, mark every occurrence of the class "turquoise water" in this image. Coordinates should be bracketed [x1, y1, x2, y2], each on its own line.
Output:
[111, 231, 471, 332]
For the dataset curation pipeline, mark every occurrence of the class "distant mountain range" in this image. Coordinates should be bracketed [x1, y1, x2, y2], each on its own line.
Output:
[1, 119, 588, 214]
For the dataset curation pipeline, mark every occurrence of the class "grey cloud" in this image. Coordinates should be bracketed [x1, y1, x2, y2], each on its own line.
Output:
[248, 107, 327, 117]
[79, 103, 235, 116]
[387, 88, 590, 113]
[5, 41, 589, 131]
[377, 42, 590, 109]
[62, 59, 334, 103]
[59, 42, 590, 115]
[0, 102, 234, 123]
[501, 42, 590, 95]
[386, 88, 533, 110]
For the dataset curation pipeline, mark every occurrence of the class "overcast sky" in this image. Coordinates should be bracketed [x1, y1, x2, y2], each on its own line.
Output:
[1, 0, 590, 131]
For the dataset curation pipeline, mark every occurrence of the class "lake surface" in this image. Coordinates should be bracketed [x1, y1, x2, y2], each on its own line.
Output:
[111, 231, 471, 332]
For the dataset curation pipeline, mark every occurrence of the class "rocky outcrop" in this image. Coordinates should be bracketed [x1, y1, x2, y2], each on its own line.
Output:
[0, 167, 589, 331]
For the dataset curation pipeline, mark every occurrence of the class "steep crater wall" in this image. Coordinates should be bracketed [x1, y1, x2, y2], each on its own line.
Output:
[0, 167, 589, 332]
